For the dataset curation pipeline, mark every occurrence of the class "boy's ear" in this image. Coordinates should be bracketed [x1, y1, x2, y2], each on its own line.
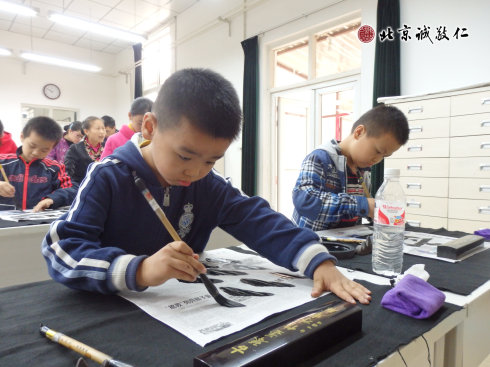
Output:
[353, 124, 366, 139]
[20, 132, 25, 143]
[141, 112, 157, 140]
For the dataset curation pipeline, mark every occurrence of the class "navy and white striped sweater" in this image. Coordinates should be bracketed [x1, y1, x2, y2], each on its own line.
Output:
[42, 140, 335, 294]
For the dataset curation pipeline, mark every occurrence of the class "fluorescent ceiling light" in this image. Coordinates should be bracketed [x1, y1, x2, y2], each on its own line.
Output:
[0, 47, 12, 56]
[20, 52, 101, 72]
[0, 0, 37, 16]
[49, 13, 146, 43]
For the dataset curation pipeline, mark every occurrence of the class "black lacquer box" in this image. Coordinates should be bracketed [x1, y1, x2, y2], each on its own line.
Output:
[194, 300, 362, 367]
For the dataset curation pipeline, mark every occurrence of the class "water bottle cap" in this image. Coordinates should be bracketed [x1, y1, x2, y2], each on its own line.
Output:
[384, 168, 400, 177]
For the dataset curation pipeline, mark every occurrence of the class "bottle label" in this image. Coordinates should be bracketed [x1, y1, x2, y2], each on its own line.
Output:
[374, 201, 405, 226]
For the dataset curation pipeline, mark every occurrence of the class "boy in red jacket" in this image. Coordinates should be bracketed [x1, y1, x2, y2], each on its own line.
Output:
[0, 116, 77, 211]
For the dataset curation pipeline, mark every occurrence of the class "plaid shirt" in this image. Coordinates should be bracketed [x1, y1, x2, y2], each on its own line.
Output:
[292, 140, 370, 231]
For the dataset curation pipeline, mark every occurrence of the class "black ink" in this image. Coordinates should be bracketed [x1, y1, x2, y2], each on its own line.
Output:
[240, 278, 295, 287]
[220, 287, 274, 297]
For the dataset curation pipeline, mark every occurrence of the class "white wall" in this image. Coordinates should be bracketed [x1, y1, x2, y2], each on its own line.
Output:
[400, 0, 490, 95]
[0, 30, 130, 145]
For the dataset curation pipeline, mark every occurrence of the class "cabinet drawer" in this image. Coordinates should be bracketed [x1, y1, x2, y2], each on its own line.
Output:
[450, 157, 490, 178]
[449, 178, 490, 199]
[391, 97, 450, 120]
[450, 135, 490, 157]
[392, 138, 449, 159]
[407, 118, 449, 139]
[406, 196, 448, 217]
[405, 214, 447, 229]
[399, 177, 448, 197]
[385, 158, 448, 177]
[447, 218, 490, 233]
[451, 90, 490, 116]
[450, 113, 490, 137]
[448, 198, 490, 221]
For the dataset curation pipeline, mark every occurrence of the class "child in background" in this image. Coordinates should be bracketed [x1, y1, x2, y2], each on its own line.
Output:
[100, 97, 153, 159]
[64, 116, 106, 184]
[47, 121, 83, 164]
[0, 116, 76, 211]
[42, 68, 371, 305]
[102, 115, 117, 146]
[0, 119, 17, 154]
[292, 105, 409, 231]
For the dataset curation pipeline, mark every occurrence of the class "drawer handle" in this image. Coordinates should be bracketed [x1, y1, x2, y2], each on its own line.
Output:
[481, 121, 490, 127]
[481, 142, 490, 149]
[407, 183, 422, 189]
[407, 164, 422, 170]
[407, 145, 423, 152]
[409, 126, 423, 133]
[482, 98, 490, 105]
[480, 185, 490, 192]
[478, 207, 490, 215]
[407, 220, 421, 227]
[480, 164, 490, 171]
[408, 107, 424, 114]
[407, 201, 421, 208]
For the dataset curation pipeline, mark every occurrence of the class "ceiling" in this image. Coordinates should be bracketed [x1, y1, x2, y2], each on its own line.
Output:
[0, 0, 198, 54]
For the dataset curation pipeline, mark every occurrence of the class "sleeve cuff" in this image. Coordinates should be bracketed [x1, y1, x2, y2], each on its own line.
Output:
[355, 196, 369, 217]
[109, 254, 148, 292]
[293, 243, 337, 278]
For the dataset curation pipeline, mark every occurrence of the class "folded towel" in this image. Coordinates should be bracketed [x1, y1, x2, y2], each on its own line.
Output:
[474, 229, 490, 240]
[381, 274, 445, 319]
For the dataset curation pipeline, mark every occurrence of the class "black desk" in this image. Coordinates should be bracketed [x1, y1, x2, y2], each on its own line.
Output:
[0, 279, 461, 367]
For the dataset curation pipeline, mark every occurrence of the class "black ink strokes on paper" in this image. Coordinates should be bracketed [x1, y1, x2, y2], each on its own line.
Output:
[206, 269, 248, 276]
[240, 278, 295, 287]
[220, 287, 274, 297]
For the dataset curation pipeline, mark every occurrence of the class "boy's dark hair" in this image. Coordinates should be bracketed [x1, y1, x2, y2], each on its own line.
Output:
[82, 116, 101, 132]
[63, 121, 82, 132]
[130, 97, 153, 116]
[153, 68, 242, 140]
[351, 105, 409, 145]
[101, 115, 116, 128]
[22, 116, 62, 143]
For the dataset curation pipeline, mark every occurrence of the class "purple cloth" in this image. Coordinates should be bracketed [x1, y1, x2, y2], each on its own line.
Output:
[381, 274, 446, 319]
[474, 229, 490, 240]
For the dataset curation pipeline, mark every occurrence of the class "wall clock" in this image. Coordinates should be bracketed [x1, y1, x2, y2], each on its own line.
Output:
[43, 84, 61, 100]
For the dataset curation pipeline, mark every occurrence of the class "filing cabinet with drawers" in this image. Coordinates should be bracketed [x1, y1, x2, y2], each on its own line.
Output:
[378, 84, 490, 233]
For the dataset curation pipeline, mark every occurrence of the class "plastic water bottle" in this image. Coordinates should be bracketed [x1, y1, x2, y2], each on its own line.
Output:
[372, 168, 405, 276]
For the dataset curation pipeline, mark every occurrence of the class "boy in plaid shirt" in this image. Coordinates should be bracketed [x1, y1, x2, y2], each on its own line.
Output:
[292, 105, 409, 231]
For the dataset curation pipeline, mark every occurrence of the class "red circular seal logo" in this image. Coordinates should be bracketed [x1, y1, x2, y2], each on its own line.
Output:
[358, 25, 375, 43]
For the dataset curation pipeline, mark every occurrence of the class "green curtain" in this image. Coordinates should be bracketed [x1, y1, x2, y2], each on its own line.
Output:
[370, 0, 401, 197]
[241, 36, 259, 196]
[133, 43, 143, 98]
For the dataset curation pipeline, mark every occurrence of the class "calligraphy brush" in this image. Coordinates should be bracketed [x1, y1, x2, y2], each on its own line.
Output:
[132, 171, 244, 308]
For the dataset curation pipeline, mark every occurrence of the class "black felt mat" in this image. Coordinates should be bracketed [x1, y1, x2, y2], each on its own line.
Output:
[0, 280, 461, 367]
[336, 226, 490, 296]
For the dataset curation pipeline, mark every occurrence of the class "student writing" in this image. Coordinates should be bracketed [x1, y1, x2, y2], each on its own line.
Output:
[292, 105, 409, 231]
[0, 116, 77, 211]
[42, 68, 371, 304]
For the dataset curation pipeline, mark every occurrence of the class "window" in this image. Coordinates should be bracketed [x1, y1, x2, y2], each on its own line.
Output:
[274, 38, 309, 87]
[269, 19, 361, 214]
[142, 25, 173, 95]
[316, 23, 361, 77]
[273, 21, 361, 88]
